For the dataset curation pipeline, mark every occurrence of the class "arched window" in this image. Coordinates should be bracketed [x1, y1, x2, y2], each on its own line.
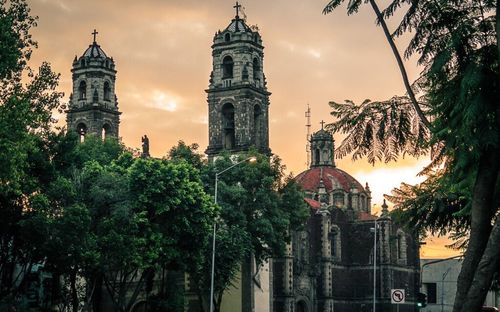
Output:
[80, 59, 86, 67]
[104, 81, 111, 101]
[253, 57, 260, 80]
[253, 105, 262, 147]
[397, 230, 407, 264]
[77, 123, 87, 142]
[222, 56, 234, 79]
[224, 33, 231, 42]
[315, 148, 320, 164]
[78, 81, 87, 100]
[102, 124, 111, 140]
[221, 103, 235, 149]
[333, 192, 344, 208]
[330, 225, 341, 261]
[93, 89, 98, 103]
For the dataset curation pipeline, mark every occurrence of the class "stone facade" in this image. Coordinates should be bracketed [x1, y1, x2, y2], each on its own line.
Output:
[66, 33, 121, 139]
[272, 129, 421, 312]
[205, 12, 271, 159]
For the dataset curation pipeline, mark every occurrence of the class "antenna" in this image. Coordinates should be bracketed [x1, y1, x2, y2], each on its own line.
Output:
[305, 104, 311, 167]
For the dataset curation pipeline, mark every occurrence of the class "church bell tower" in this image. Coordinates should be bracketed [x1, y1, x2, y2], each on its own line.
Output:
[66, 30, 121, 140]
[205, 3, 271, 159]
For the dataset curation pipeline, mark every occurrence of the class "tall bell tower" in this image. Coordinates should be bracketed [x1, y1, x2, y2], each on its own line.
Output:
[66, 30, 121, 140]
[205, 3, 271, 159]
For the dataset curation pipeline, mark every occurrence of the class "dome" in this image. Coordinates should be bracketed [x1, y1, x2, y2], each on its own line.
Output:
[224, 17, 252, 33]
[295, 167, 365, 194]
[82, 42, 108, 58]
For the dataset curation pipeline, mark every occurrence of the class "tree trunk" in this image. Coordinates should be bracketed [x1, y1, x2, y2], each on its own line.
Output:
[461, 218, 500, 311]
[453, 147, 500, 312]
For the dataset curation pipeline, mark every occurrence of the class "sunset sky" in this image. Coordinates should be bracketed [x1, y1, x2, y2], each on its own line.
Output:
[26, 0, 458, 258]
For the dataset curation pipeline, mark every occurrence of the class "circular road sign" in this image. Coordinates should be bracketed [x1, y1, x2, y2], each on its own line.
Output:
[391, 289, 405, 304]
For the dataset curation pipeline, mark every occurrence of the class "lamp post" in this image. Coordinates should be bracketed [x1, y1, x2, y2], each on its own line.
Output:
[209, 156, 257, 312]
[371, 218, 379, 312]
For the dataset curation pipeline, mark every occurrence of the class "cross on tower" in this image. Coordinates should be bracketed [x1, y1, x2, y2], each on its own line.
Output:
[234, 1, 241, 18]
[320, 120, 325, 129]
[92, 29, 98, 43]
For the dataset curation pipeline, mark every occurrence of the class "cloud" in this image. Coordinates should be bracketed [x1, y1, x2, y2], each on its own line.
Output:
[149, 90, 180, 112]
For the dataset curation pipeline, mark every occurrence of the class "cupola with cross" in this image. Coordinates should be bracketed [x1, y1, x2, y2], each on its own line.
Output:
[66, 30, 121, 141]
[205, 2, 271, 159]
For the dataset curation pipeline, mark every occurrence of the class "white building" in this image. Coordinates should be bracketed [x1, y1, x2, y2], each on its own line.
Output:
[420, 258, 499, 312]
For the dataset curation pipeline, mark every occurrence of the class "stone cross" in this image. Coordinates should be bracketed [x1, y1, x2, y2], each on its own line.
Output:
[92, 29, 98, 43]
[320, 120, 325, 129]
[234, 2, 241, 17]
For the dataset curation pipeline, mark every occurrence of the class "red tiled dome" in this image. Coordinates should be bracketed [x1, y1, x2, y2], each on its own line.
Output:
[295, 166, 365, 193]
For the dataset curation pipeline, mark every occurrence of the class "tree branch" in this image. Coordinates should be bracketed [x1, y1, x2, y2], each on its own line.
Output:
[368, 0, 431, 129]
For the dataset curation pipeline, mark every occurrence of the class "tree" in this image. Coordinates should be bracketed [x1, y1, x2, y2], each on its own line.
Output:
[192, 152, 308, 312]
[42, 136, 216, 311]
[0, 0, 63, 306]
[323, 1, 499, 311]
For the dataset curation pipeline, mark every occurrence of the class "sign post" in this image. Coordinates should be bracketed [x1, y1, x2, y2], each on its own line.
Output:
[391, 289, 405, 312]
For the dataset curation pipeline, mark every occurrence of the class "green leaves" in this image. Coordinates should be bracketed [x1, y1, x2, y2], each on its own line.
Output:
[327, 96, 430, 165]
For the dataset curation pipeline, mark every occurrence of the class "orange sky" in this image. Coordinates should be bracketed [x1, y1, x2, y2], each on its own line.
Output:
[26, 0, 459, 258]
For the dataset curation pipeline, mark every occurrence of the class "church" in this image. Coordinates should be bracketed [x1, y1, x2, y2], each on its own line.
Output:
[65, 3, 420, 312]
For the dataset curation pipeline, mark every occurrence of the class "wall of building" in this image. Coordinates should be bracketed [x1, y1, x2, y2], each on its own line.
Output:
[420, 259, 499, 312]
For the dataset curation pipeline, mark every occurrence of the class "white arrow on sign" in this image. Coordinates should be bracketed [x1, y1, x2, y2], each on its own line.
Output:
[391, 289, 406, 304]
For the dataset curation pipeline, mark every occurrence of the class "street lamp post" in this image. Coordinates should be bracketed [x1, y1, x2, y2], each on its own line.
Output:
[372, 218, 379, 312]
[209, 156, 256, 312]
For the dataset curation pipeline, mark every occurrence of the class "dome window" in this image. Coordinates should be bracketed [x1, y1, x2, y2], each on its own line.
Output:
[222, 56, 234, 79]
[224, 33, 231, 42]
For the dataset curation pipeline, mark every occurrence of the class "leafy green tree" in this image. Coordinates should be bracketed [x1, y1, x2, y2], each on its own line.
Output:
[188, 152, 308, 312]
[0, 0, 63, 305]
[323, 1, 499, 311]
[42, 136, 216, 311]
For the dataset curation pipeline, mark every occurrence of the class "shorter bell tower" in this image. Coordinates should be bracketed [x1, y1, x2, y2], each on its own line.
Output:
[66, 30, 121, 140]
[310, 121, 335, 167]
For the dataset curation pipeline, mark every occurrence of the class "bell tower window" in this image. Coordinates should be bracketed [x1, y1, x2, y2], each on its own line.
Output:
[222, 103, 235, 149]
[253, 57, 260, 83]
[253, 105, 262, 147]
[102, 123, 111, 140]
[104, 81, 111, 101]
[78, 81, 87, 100]
[222, 56, 234, 79]
[77, 123, 87, 142]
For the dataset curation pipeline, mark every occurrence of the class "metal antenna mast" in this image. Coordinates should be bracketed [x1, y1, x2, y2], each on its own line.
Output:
[305, 104, 311, 167]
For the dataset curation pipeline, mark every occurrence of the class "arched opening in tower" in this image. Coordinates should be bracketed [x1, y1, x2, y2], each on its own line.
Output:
[78, 81, 87, 100]
[104, 81, 111, 101]
[77, 123, 87, 142]
[102, 123, 111, 140]
[253, 105, 262, 148]
[315, 148, 320, 165]
[253, 57, 260, 86]
[222, 103, 235, 149]
[222, 56, 234, 79]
